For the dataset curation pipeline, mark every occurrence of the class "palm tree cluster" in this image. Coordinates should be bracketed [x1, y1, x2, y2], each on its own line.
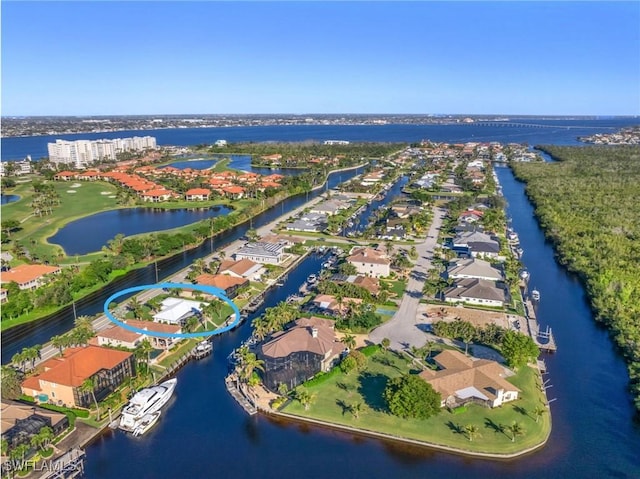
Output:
[251, 302, 299, 341]
[11, 345, 42, 373]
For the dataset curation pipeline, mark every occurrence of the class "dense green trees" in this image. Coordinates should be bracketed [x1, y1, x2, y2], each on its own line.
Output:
[383, 374, 441, 419]
[512, 145, 640, 411]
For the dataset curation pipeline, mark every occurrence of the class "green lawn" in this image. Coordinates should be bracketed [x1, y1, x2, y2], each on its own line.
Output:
[282, 349, 550, 455]
[382, 279, 407, 298]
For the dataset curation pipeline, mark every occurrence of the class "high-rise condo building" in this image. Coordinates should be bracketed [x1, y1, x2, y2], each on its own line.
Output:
[47, 136, 157, 168]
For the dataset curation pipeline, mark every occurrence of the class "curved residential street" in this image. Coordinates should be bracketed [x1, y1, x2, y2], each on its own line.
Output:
[369, 206, 446, 350]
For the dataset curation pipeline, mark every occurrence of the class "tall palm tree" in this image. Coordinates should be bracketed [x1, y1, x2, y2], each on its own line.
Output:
[128, 298, 144, 319]
[238, 352, 265, 383]
[80, 377, 100, 420]
[350, 402, 362, 419]
[507, 421, 524, 442]
[464, 424, 480, 441]
[294, 388, 316, 411]
[533, 405, 545, 423]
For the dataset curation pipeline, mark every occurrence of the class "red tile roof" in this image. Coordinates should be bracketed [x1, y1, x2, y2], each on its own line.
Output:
[0, 264, 60, 286]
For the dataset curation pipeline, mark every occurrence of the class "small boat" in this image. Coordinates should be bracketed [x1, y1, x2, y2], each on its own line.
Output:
[132, 411, 161, 437]
[531, 289, 541, 302]
[520, 270, 530, 280]
[194, 340, 213, 358]
[307, 274, 317, 283]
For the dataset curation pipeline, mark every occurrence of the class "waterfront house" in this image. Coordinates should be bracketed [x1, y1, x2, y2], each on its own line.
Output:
[447, 258, 503, 281]
[443, 278, 506, 307]
[218, 258, 265, 282]
[185, 188, 211, 201]
[96, 320, 182, 350]
[221, 185, 245, 199]
[286, 213, 328, 233]
[21, 346, 135, 408]
[0, 264, 61, 290]
[141, 188, 175, 202]
[453, 231, 500, 259]
[311, 294, 362, 316]
[331, 274, 381, 297]
[153, 297, 206, 325]
[195, 273, 249, 299]
[346, 247, 391, 278]
[1, 400, 69, 450]
[258, 317, 345, 391]
[419, 350, 520, 409]
[235, 241, 288, 265]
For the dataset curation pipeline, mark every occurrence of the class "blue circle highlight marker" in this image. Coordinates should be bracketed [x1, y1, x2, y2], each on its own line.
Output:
[103, 282, 241, 339]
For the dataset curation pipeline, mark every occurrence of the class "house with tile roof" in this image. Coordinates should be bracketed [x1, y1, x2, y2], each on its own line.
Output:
[185, 188, 211, 201]
[1, 400, 69, 450]
[0, 264, 61, 290]
[21, 346, 135, 408]
[346, 247, 391, 278]
[96, 320, 182, 350]
[443, 278, 507, 307]
[419, 349, 520, 409]
[258, 317, 345, 390]
[447, 258, 503, 281]
[195, 274, 249, 298]
[218, 258, 265, 281]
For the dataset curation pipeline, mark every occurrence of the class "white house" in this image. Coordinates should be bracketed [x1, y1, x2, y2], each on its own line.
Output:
[153, 298, 207, 325]
[443, 278, 506, 308]
[447, 258, 503, 281]
[235, 241, 288, 265]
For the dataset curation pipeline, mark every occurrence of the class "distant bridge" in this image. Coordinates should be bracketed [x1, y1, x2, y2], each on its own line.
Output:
[465, 121, 616, 130]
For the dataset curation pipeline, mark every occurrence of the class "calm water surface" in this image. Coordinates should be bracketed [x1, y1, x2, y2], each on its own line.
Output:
[48, 206, 232, 256]
[0, 194, 19, 205]
[3, 122, 640, 478]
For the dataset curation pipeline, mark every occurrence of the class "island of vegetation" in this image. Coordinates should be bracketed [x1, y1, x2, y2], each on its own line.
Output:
[511, 145, 640, 412]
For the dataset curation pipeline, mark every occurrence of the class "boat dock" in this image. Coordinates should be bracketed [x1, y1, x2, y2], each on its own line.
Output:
[225, 376, 257, 415]
[523, 299, 557, 352]
[40, 448, 85, 479]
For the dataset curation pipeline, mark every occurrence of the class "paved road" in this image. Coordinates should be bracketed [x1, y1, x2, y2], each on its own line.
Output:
[369, 207, 446, 351]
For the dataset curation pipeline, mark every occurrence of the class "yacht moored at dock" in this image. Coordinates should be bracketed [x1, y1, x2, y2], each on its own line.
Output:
[531, 288, 541, 302]
[119, 378, 177, 432]
[132, 411, 161, 437]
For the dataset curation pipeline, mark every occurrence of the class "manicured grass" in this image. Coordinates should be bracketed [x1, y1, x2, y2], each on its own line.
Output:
[158, 339, 198, 368]
[382, 280, 407, 298]
[282, 349, 550, 455]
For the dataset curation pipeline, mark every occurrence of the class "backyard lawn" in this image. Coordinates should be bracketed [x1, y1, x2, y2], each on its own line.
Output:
[282, 348, 550, 455]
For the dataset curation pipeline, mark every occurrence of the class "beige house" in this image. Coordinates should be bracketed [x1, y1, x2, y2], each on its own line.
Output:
[0, 264, 61, 290]
[443, 278, 506, 307]
[218, 258, 265, 281]
[419, 350, 520, 409]
[22, 346, 135, 408]
[346, 247, 391, 278]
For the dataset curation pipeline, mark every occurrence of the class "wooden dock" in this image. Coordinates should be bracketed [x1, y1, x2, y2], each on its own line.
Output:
[523, 299, 557, 352]
[225, 376, 257, 415]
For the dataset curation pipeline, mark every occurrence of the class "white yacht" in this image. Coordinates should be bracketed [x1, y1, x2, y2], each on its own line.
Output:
[132, 411, 161, 437]
[120, 378, 177, 432]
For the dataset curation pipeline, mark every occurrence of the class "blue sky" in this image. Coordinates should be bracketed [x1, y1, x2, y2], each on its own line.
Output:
[2, 1, 639, 116]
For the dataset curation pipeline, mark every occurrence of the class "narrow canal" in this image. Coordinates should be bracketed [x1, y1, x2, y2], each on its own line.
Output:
[80, 165, 640, 478]
[0, 166, 364, 361]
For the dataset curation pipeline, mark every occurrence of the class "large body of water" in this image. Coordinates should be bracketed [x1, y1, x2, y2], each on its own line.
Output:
[3, 120, 640, 478]
[1, 118, 637, 161]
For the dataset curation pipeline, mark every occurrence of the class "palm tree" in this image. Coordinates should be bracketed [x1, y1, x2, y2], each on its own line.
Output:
[128, 298, 144, 319]
[74, 315, 94, 331]
[533, 405, 546, 423]
[350, 402, 362, 419]
[30, 426, 54, 452]
[238, 352, 265, 383]
[342, 334, 356, 350]
[295, 388, 316, 411]
[11, 351, 26, 373]
[381, 338, 391, 351]
[507, 421, 524, 442]
[464, 424, 480, 441]
[80, 378, 101, 420]
[51, 335, 68, 356]
[135, 339, 154, 376]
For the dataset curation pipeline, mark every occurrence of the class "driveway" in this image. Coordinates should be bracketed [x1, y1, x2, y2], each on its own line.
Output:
[369, 207, 446, 351]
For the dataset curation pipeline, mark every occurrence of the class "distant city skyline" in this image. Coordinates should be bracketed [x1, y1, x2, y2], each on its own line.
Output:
[2, 1, 639, 116]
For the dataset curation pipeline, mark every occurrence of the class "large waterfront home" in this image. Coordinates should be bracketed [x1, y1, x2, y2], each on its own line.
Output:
[443, 278, 507, 307]
[419, 350, 520, 409]
[96, 320, 182, 350]
[346, 247, 391, 278]
[447, 258, 503, 281]
[218, 258, 265, 282]
[452, 231, 500, 259]
[235, 241, 288, 265]
[153, 298, 206, 325]
[0, 264, 61, 290]
[21, 346, 135, 408]
[195, 274, 249, 299]
[258, 317, 345, 391]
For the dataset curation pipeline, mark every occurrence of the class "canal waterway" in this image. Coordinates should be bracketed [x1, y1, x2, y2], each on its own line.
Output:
[48, 205, 232, 256]
[0, 166, 364, 361]
[342, 175, 409, 236]
[80, 165, 640, 479]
